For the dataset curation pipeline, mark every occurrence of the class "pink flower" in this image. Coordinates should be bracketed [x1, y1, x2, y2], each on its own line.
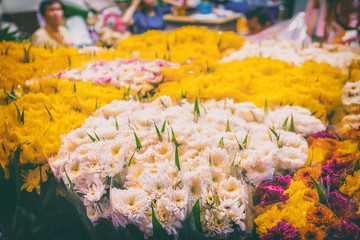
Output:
[261, 221, 300, 240]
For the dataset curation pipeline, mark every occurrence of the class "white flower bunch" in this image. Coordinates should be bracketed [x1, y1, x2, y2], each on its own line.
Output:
[221, 40, 359, 71]
[50, 96, 325, 238]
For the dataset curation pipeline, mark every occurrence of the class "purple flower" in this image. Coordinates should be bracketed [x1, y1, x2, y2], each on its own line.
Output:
[322, 159, 353, 190]
[328, 190, 351, 216]
[253, 175, 291, 207]
[261, 221, 300, 240]
[312, 131, 338, 139]
[325, 220, 360, 240]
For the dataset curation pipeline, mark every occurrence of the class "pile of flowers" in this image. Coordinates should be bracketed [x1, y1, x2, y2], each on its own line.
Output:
[253, 130, 360, 239]
[158, 57, 345, 120]
[0, 77, 124, 193]
[221, 40, 360, 72]
[43, 58, 178, 93]
[50, 96, 325, 238]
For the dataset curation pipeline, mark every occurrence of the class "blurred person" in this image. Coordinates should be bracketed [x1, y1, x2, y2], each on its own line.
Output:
[121, 0, 181, 34]
[32, 0, 73, 47]
[244, 6, 273, 35]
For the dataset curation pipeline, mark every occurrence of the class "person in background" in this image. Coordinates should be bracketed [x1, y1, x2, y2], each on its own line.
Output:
[121, 0, 181, 34]
[244, 6, 273, 35]
[32, 0, 73, 47]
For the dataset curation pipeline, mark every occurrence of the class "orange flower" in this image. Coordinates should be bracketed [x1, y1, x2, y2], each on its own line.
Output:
[306, 205, 336, 228]
[305, 188, 319, 202]
[293, 167, 321, 188]
[300, 224, 326, 240]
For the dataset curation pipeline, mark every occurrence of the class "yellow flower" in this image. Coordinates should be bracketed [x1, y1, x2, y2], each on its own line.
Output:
[340, 170, 360, 197]
[254, 204, 284, 236]
[21, 164, 50, 195]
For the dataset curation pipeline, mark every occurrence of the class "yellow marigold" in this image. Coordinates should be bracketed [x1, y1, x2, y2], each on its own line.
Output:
[254, 204, 284, 236]
[305, 188, 319, 202]
[21, 164, 50, 195]
[300, 224, 326, 240]
[306, 205, 336, 228]
[293, 167, 321, 188]
[340, 170, 360, 197]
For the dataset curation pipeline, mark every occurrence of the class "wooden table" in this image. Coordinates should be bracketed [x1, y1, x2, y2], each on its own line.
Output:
[164, 13, 242, 31]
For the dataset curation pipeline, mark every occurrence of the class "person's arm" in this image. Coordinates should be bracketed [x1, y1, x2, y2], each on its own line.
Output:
[161, 0, 181, 9]
[121, 0, 141, 25]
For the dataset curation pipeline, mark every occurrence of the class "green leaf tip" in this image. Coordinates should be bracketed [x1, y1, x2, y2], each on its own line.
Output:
[134, 131, 142, 150]
[175, 146, 180, 170]
[310, 175, 326, 204]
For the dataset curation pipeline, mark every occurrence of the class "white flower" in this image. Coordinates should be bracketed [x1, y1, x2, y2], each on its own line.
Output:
[111, 188, 151, 224]
[218, 177, 244, 202]
[203, 209, 234, 238]
[154, 196, 183, 236]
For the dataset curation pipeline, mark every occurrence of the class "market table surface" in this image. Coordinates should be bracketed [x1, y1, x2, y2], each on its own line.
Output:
[164, 13, 243, 31]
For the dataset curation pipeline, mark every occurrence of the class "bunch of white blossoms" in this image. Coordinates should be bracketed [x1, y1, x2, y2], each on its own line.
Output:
[57, 58, 177, 92]
[221, 40, 359, 71]
[49, 96, 325, 239]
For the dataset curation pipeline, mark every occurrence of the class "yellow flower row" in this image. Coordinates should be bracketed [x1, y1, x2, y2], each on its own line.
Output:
[0, 77, 124, 193]
[158, 58, 346, 119]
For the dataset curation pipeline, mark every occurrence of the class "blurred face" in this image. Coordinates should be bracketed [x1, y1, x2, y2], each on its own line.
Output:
[44, 2, 64, 27]
[143, 0, 157, 8]
[247, 16, 267, 35]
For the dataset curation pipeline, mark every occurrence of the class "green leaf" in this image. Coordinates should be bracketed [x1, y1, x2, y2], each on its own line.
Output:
[171, 128, 179, 147]
[44, 104, 53, 121]
[85, 131, 96, 142]
[151, 203, 167, 239]
[95, 99, 98, 110]
[235, 135, 243, 151]
[65, 170, 75, 192]
[243, 133, 248, 147]
[310, 175, 326, 204]
[226, 118, 230, 132]
[289, 102, 294, 106]
[20, 108, 24, 124]
[264, 97, 268, 114]
[94, 132, 100, 141]
[318, 113, 324, 120]
[181, 90, 186, 99]
[134, 131, 142, 150]
[159, 98, 167, 108]
[128, 151, 135, 167]
[289, 114, 295, 133]
[282, 116, 289, 130]
[209, 156, 212, 166]
[161, 119, 166, 133]
[250, 110, 258, 122]
[354, 157, 360, 172]
[269, 127, 278, 139]
[73, 82, 76, 93]
[154, 122, 162, 142]
[311, 111, 318, 116]
[175, 146, 180, 170]
[192, 199, 203, 233]
[4, 89, 16, 100]
[219, 137, 224, 148]
[0, 163, 4, 180]
[14, 102, 21, 120]
[194, 97, 200, 117]
[114, 116, 119, 130]
[334, 132, 342, 141]
[68, 56, 72, 69]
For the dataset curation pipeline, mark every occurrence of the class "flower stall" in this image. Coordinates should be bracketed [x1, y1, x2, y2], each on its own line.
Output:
[0, 26, 359, 239]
